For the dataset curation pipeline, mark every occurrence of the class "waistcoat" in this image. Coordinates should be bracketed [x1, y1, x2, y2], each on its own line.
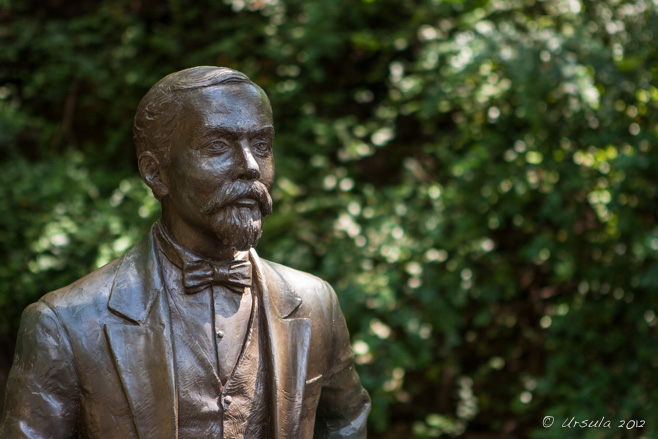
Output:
[168, 285, 270, 438]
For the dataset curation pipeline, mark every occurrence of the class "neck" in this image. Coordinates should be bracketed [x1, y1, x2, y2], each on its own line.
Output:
[160, 212, 237, 262]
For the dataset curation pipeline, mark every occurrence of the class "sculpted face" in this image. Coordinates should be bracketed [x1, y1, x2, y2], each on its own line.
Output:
[159, 82, 275, 256]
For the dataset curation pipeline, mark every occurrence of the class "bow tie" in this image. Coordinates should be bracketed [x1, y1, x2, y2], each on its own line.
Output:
[182, 258, 252, 295]
[153, 222, 252, 295]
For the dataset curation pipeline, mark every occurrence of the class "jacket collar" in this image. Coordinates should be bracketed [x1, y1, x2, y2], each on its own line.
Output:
[249, 248, 302, 319]
[107, 228, 163, 325]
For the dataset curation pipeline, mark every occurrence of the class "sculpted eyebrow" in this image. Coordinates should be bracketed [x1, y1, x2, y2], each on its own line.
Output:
[197, 127, 238, 143]
[249, 126, 275, 141]
[196, 126, 275, 143]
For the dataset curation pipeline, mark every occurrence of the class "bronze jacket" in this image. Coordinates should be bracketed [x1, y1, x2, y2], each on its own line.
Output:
[0, 230, 370, 439]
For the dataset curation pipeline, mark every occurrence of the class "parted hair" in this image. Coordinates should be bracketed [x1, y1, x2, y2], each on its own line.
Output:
[133, 66, 259, 166]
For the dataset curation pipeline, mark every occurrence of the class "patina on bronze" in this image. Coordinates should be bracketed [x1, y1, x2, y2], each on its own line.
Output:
[0, 67, 370, 439]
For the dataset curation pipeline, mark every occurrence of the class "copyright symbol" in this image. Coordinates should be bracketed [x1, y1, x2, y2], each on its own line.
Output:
[543, 416, 554, 428]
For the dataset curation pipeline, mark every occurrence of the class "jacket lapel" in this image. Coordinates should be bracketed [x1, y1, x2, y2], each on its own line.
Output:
[105, 231, 177, 439]
[250, 249, 311, 439]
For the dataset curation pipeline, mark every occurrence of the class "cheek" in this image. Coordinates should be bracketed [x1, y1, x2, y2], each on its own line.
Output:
[168, 160, 218, 206]
[259, 159, 275, 188]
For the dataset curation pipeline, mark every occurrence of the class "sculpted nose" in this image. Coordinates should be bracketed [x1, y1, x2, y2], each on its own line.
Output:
[235, 143, 260, 181]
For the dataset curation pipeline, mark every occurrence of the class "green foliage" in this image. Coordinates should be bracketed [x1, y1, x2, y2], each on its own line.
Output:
[1, 0, 657, 437]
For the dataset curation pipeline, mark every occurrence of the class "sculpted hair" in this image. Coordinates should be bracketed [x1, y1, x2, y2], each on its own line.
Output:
[133, 66, 259, 166]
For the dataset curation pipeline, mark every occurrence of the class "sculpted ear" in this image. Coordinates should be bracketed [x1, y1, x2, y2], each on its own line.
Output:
[138, 152, 169, 200]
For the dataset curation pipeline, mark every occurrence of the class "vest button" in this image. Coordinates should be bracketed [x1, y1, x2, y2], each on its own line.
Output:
[224, 395, 232, 406]
[216, 330, 225, 338]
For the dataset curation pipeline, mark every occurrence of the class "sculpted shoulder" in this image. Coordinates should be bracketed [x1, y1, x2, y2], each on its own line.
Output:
[261, 258, 329, 289]
[259, 258, 337, 310]
[36, 256, 123, 315]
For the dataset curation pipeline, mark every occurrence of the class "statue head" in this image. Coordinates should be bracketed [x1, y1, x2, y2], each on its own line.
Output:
[134, 66, 275, 257]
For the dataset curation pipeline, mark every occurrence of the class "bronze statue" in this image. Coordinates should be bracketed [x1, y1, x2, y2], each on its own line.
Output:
[0, 67, 370, 438]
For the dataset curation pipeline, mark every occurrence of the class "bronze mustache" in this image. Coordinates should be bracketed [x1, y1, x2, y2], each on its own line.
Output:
[199, 180, 272, 217]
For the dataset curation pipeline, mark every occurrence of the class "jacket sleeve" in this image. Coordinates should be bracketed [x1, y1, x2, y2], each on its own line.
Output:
[0, 301, 80, 438]
[314, 282, 371, 439]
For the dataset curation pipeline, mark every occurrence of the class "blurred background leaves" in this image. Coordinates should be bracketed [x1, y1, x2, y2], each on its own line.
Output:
[1, 0, 657, 437]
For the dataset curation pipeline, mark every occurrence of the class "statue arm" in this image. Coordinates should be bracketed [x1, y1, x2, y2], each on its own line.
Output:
[0, 301, 80, 438]
[314, 281, 371, 439]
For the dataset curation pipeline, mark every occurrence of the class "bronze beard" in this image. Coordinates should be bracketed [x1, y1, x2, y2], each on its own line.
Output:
[200, 180, 273, 251]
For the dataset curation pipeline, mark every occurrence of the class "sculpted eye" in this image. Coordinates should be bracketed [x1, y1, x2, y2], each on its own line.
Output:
[252, 140, 271, 154]
[203, 139, 231, 153]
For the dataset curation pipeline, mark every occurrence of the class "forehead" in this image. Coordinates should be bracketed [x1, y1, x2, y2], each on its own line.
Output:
[178, 83, 273, 132]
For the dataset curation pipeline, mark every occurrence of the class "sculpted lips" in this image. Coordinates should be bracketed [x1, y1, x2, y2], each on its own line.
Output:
[232, 197, 258, 207]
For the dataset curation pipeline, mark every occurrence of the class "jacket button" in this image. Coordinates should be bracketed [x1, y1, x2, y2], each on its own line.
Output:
[216, 330, 224, 338]
[224, 395, 232, 405]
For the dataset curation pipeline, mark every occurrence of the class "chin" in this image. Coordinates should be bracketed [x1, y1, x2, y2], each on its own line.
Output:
[210, 205, 264, 250]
